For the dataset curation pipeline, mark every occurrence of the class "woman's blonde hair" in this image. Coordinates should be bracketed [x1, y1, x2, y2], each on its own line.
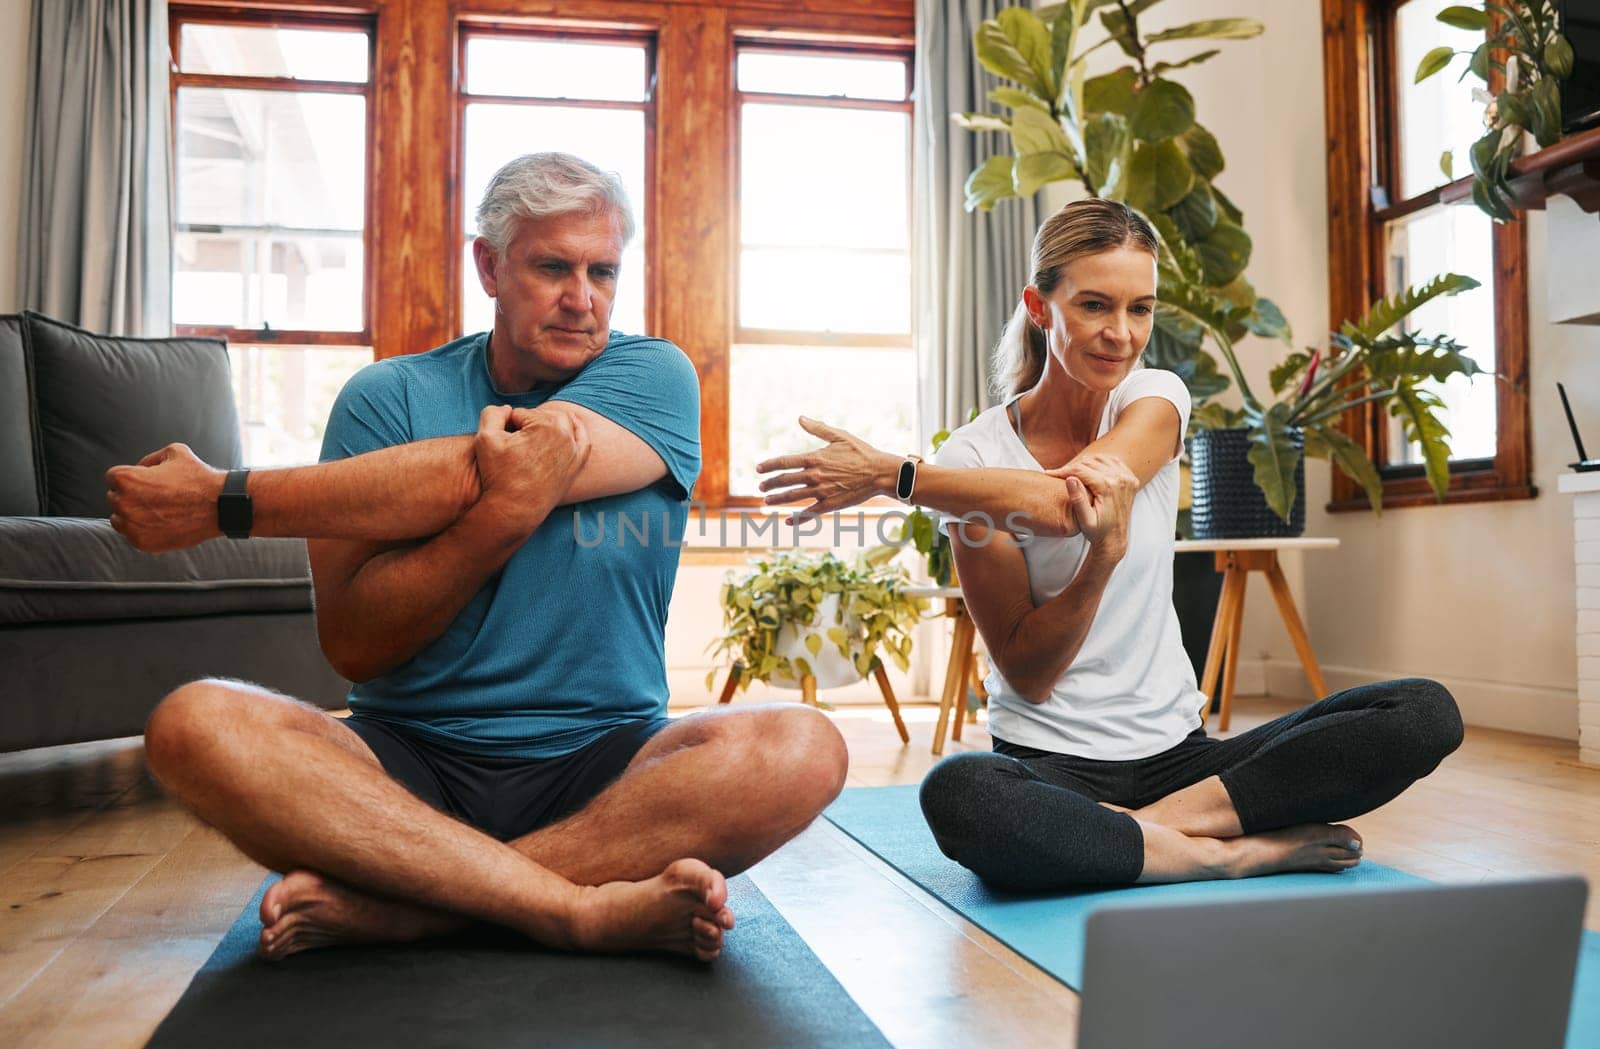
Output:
[991, 198, 1158, 400]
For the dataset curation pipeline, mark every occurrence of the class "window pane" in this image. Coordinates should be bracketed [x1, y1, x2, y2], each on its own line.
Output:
[740, 247, 909, 333]
[1394, 0, 1484, 199]
[741, 103, 908, 250]
[461, 103, 647, 337]
[1382, 204, 1498, 465]
[465, 37, 647, 101]
[728, 345, 916, 496]
[176, 89, 366, 230]
[179, 24, 369, 82]
[737, 51, 906, 100]
[230, 345, 372, 466]
[175, 232, 363, 330]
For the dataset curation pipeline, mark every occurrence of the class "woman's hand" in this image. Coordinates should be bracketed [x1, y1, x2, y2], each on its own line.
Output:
[1060, 453, 1138, 561]
[755, 417, 902, 521]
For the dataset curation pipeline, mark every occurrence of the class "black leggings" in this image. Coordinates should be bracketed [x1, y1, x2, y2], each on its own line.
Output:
[918, 678, 1463, 890]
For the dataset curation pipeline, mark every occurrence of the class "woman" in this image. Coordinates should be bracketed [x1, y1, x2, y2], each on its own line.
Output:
[756, 199, 1462, 890]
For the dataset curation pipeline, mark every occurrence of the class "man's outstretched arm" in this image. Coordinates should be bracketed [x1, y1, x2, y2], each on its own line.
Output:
[106, 403, 663, 552]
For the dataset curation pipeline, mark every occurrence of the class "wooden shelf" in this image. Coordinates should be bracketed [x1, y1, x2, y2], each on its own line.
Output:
[1440, 124, 1600, 213]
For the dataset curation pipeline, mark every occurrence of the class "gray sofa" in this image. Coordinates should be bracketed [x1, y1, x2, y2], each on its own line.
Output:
[1, 312, 348, 752]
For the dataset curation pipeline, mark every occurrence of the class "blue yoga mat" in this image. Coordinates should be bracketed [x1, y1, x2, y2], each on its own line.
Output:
[825, 784, 1600, 1049]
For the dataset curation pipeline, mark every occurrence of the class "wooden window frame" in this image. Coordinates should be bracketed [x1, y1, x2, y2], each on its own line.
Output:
[1322, 0, 1535, 511]
[169, 4, 379, 350]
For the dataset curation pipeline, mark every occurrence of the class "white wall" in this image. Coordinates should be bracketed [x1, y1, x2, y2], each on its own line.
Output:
[1047, 0, 1598, 739]
[0, 0, 31, 311]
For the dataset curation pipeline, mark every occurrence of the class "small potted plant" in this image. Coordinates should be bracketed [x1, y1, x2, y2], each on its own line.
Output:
[709, 549, 927, 700]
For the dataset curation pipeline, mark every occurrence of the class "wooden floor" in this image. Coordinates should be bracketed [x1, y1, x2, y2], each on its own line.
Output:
[2, 695, 1598, 1048]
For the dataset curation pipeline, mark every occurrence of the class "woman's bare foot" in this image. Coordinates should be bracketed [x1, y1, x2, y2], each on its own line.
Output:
[259, 870, 462, 960]
[1218, 823, 1364, 878]
[569, 858, 735, 962]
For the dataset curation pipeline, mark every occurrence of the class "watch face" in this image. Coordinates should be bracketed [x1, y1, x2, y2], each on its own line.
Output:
[896, 459, 915, 501]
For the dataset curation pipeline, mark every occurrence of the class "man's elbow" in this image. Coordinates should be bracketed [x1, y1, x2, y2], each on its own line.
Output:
[315, 617, 380, 683]
[991, 649, 1054, 705]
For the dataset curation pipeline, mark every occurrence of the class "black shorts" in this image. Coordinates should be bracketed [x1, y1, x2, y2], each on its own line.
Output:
[343, 715, 670, 841]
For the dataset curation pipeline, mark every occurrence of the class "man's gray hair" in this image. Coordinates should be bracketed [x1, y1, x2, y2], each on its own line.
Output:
[474, 152, 636, 255]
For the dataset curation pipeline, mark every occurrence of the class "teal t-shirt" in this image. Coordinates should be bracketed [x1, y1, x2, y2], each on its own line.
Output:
[319, 331, 701, 758]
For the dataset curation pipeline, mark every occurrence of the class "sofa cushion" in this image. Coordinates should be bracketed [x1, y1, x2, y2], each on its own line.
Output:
[0, 517, 314, 626]
[24, 312, 242, 518]
[0, 315, 43, 516]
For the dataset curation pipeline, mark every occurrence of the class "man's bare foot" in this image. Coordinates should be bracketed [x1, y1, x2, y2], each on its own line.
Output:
[1218, 823, 1363, 879]
[1098, 800, 1134, 814]
[570, 858, 735, 962]
[258, 870, 461, 960]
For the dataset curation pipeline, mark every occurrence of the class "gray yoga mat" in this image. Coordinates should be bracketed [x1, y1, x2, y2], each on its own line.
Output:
[148, 875, 889, 1049]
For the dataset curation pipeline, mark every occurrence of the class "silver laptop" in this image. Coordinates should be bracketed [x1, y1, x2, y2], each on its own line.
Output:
[1078, 876, 1588, 1049]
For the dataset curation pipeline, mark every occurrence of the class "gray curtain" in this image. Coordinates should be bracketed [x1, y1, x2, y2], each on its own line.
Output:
[19, 0, 172, 336]
[913, 0, 1041, 445]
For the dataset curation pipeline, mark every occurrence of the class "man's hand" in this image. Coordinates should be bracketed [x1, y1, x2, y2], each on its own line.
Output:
[472, 405, 591, 541]
[1059, 453, 1138, 561]
[106, 444, 226, 552]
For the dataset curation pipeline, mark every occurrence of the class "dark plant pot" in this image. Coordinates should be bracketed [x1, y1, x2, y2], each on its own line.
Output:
[1172, 550, 1224, 712]
[1190, 427, 1306, 539]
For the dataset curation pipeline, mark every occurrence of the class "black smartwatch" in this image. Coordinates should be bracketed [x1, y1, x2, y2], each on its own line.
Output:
[217, 468, 253, 539]
[894, 455, 923, 503]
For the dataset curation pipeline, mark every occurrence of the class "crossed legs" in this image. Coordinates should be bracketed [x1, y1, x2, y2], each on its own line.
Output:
[143, 680, 848, 960]
[919, 678, 1464, 890]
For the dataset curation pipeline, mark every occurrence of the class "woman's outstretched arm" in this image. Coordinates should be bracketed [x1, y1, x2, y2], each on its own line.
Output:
[755, 417, 1079, 537]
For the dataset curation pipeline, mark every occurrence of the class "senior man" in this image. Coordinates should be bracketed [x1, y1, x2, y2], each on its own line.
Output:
[110, 153, 847, 963]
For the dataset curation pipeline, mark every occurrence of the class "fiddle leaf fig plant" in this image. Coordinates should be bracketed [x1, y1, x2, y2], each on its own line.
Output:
[957, 0, 1286, 419]
[709, 550, 926, 692]
[1413, 2, 1574, 222]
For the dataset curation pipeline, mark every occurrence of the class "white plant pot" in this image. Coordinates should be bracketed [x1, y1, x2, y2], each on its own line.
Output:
[769, 592, 866, 691]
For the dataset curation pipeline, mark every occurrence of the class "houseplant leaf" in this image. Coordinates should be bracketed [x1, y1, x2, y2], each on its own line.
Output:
[1131, 77, 1196, 141]
[1167, 182, 1219, 241]
[1010, 104, 1071, 155]
[1153, 49, 1222, 75]
[1195, 219, 1252, 285]
[1414, 44, 1455, 83]
[964, 155, 1017, 212]
[1084, 112, 1132, 196]
[1244, 296, 1293, 343]
[1177, 124, 1225, 179]
[1126, 139, 1194, 213]
[953, 113, 1012, 133]
[1391, 384, 1454, 498]
[996, 7, 1059, 100]
[1305, 426, 1384, 513]
[1084, 66, 1139, 115]
[1247, 403, 1301, 522]
[1346, 272, 1480, 342]
[1436, 5, 1490, 31]
[975, 16, 1048, 97]
[1015, 150, 1080, 195]
[1146, 18, 1265, 43]
[989, 86, 1050, 112]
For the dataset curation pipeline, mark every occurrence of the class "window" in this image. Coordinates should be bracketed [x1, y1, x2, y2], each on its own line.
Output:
[1322, 0, 1533, 509]
[170, 9, 376, 465]
[457, 29, 652, 339]
[728, 46, 914, 496]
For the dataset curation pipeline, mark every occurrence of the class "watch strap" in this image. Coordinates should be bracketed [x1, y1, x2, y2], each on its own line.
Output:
[895, 455, 923, 503]
[218, 468, 253, 539]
